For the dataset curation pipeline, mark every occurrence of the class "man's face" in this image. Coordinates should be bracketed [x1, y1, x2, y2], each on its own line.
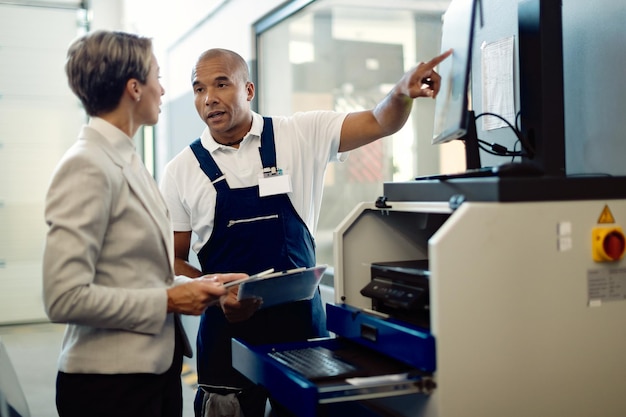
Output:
[192, 55, 254, 144]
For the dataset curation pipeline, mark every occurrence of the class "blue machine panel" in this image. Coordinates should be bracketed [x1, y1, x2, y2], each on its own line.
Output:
[326, 303, 436, 372]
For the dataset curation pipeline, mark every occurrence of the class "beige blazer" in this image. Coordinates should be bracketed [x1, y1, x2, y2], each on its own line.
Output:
[43, 123, 190, 374]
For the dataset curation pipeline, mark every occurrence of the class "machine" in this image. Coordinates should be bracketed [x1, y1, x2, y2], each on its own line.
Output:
[233, 176, 626, 416]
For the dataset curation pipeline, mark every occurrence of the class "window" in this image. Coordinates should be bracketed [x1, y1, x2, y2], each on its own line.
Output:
[254, 0, 450, 267]
[0, 2, 85, 323]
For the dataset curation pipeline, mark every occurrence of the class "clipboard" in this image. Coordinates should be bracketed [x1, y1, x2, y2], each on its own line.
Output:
[237, 265, 327, 309]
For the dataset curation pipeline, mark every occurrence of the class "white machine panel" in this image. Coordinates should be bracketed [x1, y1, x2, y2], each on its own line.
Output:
[334, 199, 626, 417]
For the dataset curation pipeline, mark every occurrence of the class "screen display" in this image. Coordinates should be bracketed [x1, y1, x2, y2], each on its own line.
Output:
[432, 0, 478, 145]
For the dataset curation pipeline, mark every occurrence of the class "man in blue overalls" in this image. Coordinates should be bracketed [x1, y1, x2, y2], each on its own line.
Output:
[160, 48, 451, 417]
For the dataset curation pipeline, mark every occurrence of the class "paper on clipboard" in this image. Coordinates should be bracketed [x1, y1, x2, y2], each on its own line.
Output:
[237, 265, 327, 309]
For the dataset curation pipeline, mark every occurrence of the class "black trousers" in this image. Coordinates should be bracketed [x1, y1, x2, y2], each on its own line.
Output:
[56, 331, 184, 417]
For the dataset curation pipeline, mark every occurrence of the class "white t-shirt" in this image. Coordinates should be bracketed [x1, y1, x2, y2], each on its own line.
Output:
[160, 110, 348, 254]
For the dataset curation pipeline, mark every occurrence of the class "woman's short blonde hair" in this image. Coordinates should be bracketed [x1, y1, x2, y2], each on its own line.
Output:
[65, 30, 153, 116]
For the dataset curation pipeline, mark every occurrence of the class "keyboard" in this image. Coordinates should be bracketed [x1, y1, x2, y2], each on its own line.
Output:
[415, 162, 544, 181]
[268, 346, 358, 380]
[415, 166, 495, 181]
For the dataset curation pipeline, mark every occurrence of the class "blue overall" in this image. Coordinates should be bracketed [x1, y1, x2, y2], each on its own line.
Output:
[190, 118, 328, 416]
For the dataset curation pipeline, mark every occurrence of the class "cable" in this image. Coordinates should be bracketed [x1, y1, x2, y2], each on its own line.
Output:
[512, 136, 521, 162]
[475, 112, 536, 157]
[477, 138, 523, 157]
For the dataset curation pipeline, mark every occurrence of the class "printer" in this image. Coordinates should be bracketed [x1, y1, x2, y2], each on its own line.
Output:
[361, 260, 430, 329]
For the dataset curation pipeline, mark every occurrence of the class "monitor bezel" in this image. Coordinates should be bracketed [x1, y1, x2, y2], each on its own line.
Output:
[431, 0, 479, 145]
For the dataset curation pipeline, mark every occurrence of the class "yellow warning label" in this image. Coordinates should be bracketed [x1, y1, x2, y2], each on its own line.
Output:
[598, 205, 616, 224]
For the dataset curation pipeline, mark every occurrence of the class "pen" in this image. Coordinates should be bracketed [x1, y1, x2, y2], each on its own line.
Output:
[205, 268, 275, 308]
[222, 268, 275, 289]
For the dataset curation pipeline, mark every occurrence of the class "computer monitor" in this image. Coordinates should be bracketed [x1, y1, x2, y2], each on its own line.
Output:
[431, 0, 565, 176]
[431, 0, 482, 170]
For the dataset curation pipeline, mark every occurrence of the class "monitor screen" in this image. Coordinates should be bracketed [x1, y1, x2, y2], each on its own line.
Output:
[432, 0, 479, 145]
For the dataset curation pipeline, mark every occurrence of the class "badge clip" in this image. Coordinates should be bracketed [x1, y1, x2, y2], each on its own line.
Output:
[263, 167, 283, 178]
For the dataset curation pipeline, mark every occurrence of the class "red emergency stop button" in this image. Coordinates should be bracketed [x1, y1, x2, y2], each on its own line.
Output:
[592, 226, 626, 262]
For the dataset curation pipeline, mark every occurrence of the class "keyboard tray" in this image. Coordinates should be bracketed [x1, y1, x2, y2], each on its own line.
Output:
[231, 304, 437, 417]
[233, 337, 433, 417]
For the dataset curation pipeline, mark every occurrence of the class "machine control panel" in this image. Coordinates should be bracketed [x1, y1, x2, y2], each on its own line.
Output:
[361, 278, 425, 310]
[361, 260, 431, 328]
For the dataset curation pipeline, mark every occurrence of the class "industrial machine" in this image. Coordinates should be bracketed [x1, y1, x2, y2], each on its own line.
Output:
[233, 176, 626, 416]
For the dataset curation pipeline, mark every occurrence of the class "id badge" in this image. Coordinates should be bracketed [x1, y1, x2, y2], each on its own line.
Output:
[259, 171, 292, 196]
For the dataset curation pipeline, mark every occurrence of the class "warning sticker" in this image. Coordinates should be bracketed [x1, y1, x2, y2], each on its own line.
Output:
[597, 205, 616, 224]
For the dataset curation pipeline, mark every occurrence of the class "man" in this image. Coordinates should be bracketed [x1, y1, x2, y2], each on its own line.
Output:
[160, 47, 451, 417]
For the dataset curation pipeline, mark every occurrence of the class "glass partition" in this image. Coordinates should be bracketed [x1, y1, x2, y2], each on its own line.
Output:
[255, 0, 451, 267]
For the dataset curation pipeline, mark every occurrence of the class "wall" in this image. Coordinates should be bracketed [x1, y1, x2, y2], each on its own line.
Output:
[90, 0, 123, 30]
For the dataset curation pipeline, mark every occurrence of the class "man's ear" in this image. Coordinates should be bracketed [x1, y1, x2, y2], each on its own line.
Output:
[246, 81, 255, 102]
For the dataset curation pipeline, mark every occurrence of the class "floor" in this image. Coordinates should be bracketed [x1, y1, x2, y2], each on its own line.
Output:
[0, 321, 198, 417]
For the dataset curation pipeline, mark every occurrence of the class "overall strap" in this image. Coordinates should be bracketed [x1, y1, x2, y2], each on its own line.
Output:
[258, 117, 277, 170]
[189, 138, 228, 191]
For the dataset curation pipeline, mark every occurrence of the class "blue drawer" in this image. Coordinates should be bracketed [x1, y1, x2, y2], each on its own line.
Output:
[231, 304, 436, 417]
[326, 303, 436, 372]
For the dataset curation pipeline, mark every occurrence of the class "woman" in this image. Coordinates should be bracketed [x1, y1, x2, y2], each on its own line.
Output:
[43, 30, 245, 417]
